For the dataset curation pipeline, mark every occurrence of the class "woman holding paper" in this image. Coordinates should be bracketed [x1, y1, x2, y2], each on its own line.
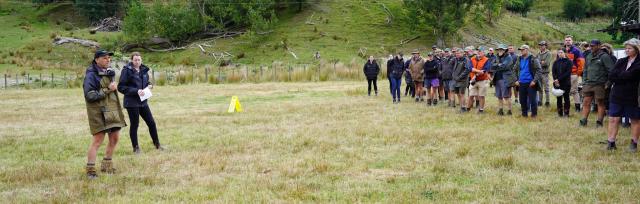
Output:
[118, 52, 162, 154]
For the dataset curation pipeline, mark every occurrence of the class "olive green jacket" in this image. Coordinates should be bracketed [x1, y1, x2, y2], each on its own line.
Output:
[83, 64, 126, 135]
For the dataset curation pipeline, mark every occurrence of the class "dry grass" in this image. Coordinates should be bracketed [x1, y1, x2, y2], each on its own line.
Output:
[1, 81, 639, 202]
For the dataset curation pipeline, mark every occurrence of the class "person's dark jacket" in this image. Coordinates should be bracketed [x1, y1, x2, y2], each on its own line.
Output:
[423, 59, 439, 79]
[386, 59, 393, 78]
[83, 62, 126, 135]
[513, 54, 543, 91]
[404, 60, 413, 85]
[552, 57, 574, 88]
[452, 57, 471, 88]
[584, 48, 615, 86]
[490, 54, 514, 86]
[389, 57, 405, 79]
[609, 57, 640, 106]
[118, 63, 152, 108]
[363, 60, 380, 80]
[440, 56, 454, 80]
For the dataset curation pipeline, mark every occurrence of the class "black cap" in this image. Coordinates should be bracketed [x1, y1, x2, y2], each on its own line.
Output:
[94, 50, 114, 59]
[432, 45, 437, 49]
[590, 39, 602, 46]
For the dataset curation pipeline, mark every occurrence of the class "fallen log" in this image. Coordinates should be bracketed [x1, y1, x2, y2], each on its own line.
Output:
[52, 37, 100, 48]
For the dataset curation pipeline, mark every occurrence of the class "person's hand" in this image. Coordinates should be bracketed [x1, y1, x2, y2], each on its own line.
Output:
[541, 60, 545, 65]
[147, 85, 153, 89]
[138, 89, 145, 97]
[108, 82, 117, 91]
[529, 81, 536, 88]
[554, 80, 559, 87]
[515, 81, 520, 87]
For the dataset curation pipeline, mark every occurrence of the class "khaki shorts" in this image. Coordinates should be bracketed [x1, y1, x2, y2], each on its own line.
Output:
[582, 84, 606, 100]
[469, 80, 489, 96]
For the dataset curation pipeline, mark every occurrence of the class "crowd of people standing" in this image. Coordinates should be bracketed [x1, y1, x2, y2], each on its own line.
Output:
[364, 35, 640, 151]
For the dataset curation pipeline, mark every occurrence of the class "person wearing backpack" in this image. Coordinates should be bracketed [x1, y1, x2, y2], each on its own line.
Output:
[513, 45, 543, 118]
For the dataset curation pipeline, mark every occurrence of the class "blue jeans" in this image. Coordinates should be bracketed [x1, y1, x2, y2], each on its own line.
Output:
[390, 77, 402, 100]
[519, 84, 538, 117]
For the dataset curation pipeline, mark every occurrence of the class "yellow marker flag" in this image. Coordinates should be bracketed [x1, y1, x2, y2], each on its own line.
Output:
[228, 96, 243, 113]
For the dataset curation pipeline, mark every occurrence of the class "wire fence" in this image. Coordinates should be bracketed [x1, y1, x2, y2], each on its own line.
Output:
[1, 61, 391, 90]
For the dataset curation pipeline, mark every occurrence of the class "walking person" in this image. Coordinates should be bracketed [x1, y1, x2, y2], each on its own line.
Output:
[82, 50, 127, 179]
[579, 40, 615, 127]
[468, 47, 492, 113]
[537, 41, 553, 107]
[605, 38, 640, 151]
[118, 52, 163, 154]
[409, 50, 426, 102]
[386, 55, 394, 95]
[491, 45, 514, 116]
[389, 53, 405, 103]
[404, 59, 415, 98]
[552, 49, 574, 117]
[424, 52, 440, 106]
[363, 56, 380, 96]
[452, 48, 471, 112]
[562, 35, 586, 112]
[513, 45, 543, 118]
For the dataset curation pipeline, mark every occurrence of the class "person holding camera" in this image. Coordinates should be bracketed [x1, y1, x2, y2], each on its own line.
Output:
[83, 50, 127, 179]
[468, 47, 492, 113]
[118, 52, 163, 154]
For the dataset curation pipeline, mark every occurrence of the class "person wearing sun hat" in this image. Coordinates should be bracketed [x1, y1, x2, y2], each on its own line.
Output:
[82, 50, 127, 179]
[491, 44, 514, 116]
[409, 50, 426, 102]
[605, 38, 640, 151]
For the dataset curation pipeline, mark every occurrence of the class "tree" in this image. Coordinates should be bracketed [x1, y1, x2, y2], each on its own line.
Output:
[505, 0, 534, 17]
[74, 0, 124, 22]
[403, 0, 476, 47]
[606, 0, 639, 43]
[122, 1, 149, 44]
[562, 0, 587, 21]
[483, 0, 503, 24]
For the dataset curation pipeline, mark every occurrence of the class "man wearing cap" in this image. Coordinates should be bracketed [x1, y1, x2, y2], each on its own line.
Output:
[82, 50, 127, 179]
[409, 50, 426, 102]
[440, 48, 456, 107]
[452, 48, 471, 112]
[491, 44, 515, 115]
[513, 45, 543, 117]
[468, 46, 492, 113]
[579, 39, 615, 127]
[562, 35, 586, 112]
[537, 41, 553, 107]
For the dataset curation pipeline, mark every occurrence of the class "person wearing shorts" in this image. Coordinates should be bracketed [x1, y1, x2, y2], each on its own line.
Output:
[468, 47, 492, 113]
[423, 52, 440, 105]
[605, 38, 640, 151]
[491, 44, 514, 115]
[579, 39, 615, 127]
[451, 48, 470, 112]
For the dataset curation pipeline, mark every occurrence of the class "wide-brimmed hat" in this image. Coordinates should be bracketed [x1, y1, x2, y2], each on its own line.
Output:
[518, 45, 530, 50]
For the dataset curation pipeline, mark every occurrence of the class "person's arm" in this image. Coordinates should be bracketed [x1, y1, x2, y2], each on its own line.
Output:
[83, 73, 105, 102]
[602, 53, 615, 73]
[532, 58, 543, 84]
[117, 69, 139, 96]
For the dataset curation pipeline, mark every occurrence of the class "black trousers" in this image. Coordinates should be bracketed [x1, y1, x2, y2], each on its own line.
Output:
[405, 83, 415, 97]
[126, 106, 159, 149]
[556, 86, 571, 115]
[367, 79, 378, 95]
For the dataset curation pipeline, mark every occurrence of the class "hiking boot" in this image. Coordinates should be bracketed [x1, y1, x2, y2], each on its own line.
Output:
[427, 99, 432, 106]
[558, 112, 563, 117]
[596, 120, 604, 128]
[629, 140, 638, 153]
[375, 92, 378, 96]
[392, 99, 396, 104]
[575, 104, 581, 112]
[433, 99, 438, 105]
[515, 99, 519, 103]
[607, 141, 617, 150]
[579, 118, 588, 127]
[155, 144, 165, 151]
[507, 110, 512, 115]
[133, 147, 141, 155]
[86, 164, 97, 180]
[478, 109, 484, 114]
[545, 102, 550, 107]
[497, 109, 504, 116]
[538, 101, 542, 107]
[623, 122, 631, 128]
[100, 158, 116, 174]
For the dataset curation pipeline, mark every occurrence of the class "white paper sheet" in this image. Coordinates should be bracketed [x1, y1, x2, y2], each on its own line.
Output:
[140, 87, 152, 101]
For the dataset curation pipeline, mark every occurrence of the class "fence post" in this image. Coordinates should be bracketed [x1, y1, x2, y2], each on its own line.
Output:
[4, 74, 6, 89]
[40, 73, 43, 88]
[192, 65, 196, 84]
[15, 73, 18, 89]
[218, 66, 221, 82]
[288, 65, 292, 81]
[204, 66, 208, 82]
[64, 72, 68, 88]
[26, 73, 29, 87]
[51, 73, 54, 88]
[152, 69, 155, 83]
[273, 65, 276, 81]
[260, 66, 263, 80]
[244, 65, 248, 81]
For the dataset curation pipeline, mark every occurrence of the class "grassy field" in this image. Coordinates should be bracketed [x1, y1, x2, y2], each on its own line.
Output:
[1, 81, 640, 202]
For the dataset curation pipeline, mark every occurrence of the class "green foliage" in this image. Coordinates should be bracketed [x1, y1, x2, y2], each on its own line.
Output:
[196, 0, 279, 33]
[505, 0, 534, 16]
[606, 0, 638, 43]
[73, 0, 124, 22]
[562, 0, 612, 21]
[122, 1, 204, 43]
[122, 1, 149, 44]
[403, 0, 475, 46]
[483, 0, 503, 24]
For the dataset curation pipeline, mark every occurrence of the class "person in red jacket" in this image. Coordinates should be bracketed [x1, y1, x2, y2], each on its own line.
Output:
[562, 35, 585, 112]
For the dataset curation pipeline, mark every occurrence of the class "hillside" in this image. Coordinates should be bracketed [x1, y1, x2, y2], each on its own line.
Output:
[0, 0, 613, 73]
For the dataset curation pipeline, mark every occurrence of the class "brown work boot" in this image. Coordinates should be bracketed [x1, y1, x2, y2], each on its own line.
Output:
[100, 158, 116, 174]
[86, 163, 98, 179]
